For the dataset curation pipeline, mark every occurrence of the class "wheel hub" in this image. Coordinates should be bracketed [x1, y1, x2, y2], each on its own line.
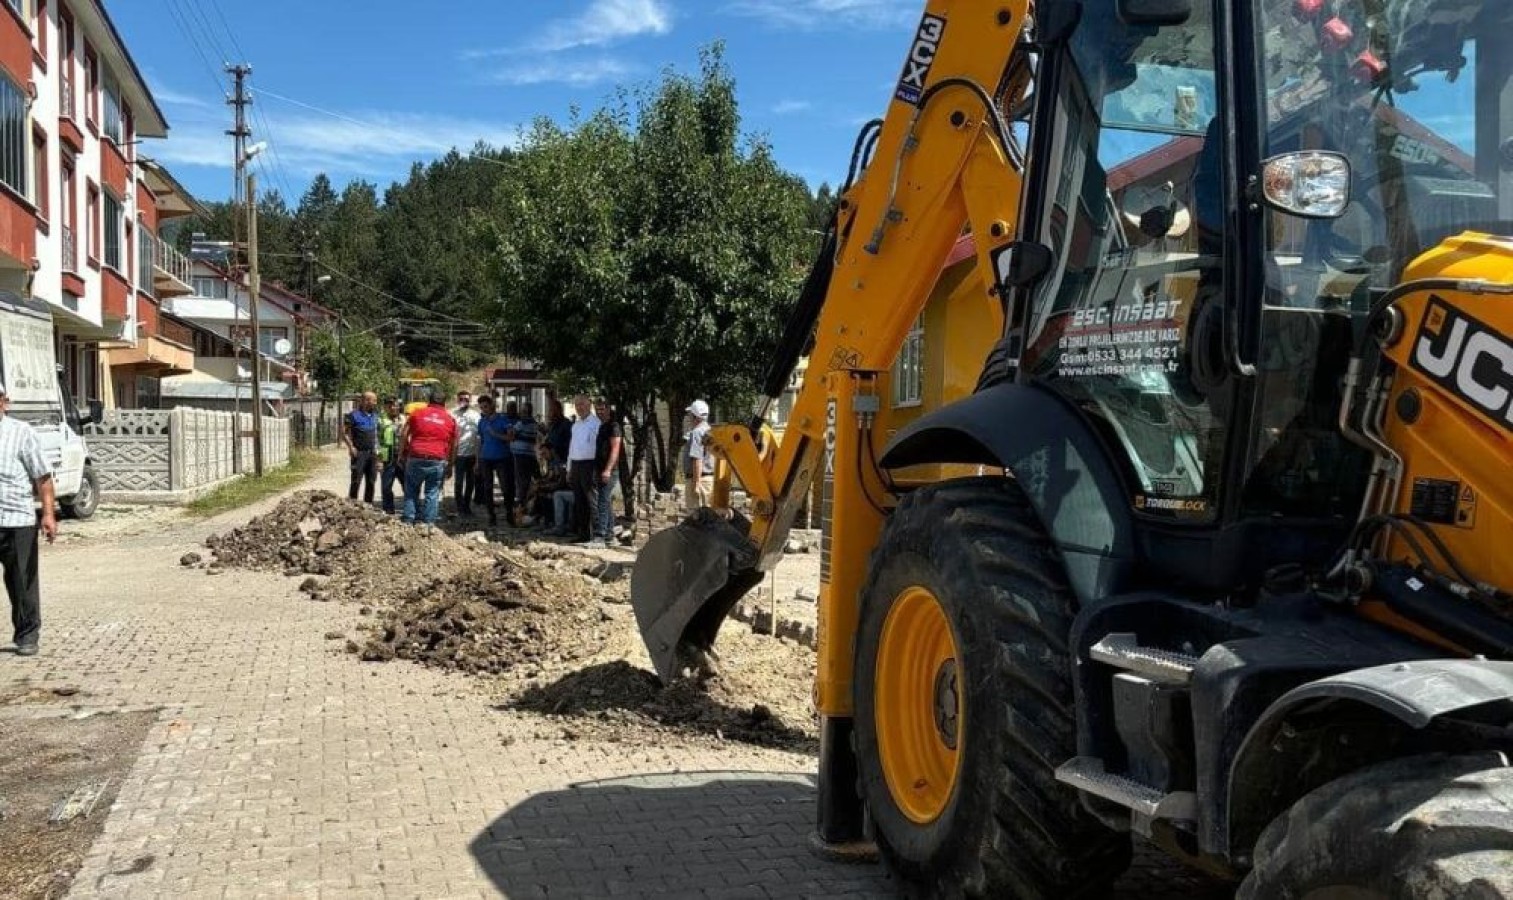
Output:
[933, 659, 959, 751]
[874, 585, 964, 824]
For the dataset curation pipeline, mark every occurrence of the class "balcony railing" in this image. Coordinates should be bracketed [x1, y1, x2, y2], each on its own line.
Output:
[149, 233, 193, 297]
[61, 224, 77, 273]
[60, 77, 74, 121]
[157, 314, 194, 348]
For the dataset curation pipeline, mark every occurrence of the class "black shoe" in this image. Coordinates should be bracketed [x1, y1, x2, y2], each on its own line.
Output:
[15, 643, 37, 656]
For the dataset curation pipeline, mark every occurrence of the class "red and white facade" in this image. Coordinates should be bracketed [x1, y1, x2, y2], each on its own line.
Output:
[0, 0, 197, 410]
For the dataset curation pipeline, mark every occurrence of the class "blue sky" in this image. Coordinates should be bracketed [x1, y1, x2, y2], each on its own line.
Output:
[111, 0, 921, 204]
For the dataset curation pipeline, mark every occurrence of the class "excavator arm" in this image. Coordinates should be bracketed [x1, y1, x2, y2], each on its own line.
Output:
[631, 0, 1038, 684]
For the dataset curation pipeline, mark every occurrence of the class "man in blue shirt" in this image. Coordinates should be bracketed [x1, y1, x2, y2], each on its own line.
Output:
[343, 392, 380, 504]
[476, 396, 516, 527]
[510, 401, 541, 516]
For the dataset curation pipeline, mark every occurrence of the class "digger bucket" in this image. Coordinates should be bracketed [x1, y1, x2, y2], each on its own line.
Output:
[631, 509, 766, 683]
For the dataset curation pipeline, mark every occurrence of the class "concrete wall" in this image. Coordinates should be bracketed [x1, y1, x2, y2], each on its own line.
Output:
[85, 409, 291, 502]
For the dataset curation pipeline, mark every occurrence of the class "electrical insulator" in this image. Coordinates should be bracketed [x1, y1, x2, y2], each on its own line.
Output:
[1292, 0, 1324, 21]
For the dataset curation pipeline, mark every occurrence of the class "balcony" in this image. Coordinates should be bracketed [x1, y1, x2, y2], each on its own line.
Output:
[114, 314, 195, 376]
[149, 233, 193, 298]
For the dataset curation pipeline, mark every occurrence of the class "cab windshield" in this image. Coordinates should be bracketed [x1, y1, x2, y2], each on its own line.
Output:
[1256, 0, 1513, 284]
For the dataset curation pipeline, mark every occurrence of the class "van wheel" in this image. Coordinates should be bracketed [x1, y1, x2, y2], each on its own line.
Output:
[64, 465, 99, 519]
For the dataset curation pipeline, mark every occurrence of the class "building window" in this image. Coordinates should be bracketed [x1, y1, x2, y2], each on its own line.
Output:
[192, 275, 229, 299]
[60, 159, 75, 269]
[102, 71, 122, 144]
[33, 0, 46, 66]
[102, 191, 121, 270]
[85, 181, 98, 263]
[137, 218, 153, 293]
[58, 6, 74, 119]
[31, 128, 46, 221]
[84, 45, 97, 125]
[893, 315, 924, 407]
[4, 0, 28, 18]
[0, 74, 26, 201]
[259, 326, 289, 357]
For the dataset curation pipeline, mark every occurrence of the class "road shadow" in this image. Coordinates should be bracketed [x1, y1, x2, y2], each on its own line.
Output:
[507, 661, 819, 753]
[468, 771, 896, 899]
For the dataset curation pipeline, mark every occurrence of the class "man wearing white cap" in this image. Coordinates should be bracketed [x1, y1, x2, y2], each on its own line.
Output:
[683, 399, 713, 512]
[0, 381, 57, 657]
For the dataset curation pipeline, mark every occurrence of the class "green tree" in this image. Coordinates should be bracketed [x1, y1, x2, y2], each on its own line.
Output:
[480, 44, 813, 489]
[305, 325, 396, 401]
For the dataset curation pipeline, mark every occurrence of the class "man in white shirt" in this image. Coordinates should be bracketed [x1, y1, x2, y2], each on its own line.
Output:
[451, 390, 481, 518]
[566, 395, 600, 542]
[684, 399, 713, 512]
[0, 383, 57, 657]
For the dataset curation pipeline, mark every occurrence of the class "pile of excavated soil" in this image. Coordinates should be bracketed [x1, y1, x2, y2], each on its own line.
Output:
[509, 623, 818, 752]
[204, 490, 392, 576]
[199, 490, 820, 751]
[354, 549, 621, 676]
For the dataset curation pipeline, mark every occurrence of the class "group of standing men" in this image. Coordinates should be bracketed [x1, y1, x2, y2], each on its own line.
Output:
[340, 388, 715, 542]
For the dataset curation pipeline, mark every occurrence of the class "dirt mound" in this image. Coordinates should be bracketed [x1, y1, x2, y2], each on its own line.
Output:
[205, 490, 391, 575]
[510, 628, 818, 752]
[356, 550, 619, 676]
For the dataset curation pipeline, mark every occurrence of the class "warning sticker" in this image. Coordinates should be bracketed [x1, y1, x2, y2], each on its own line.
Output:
[1055, 297, 1186, 379]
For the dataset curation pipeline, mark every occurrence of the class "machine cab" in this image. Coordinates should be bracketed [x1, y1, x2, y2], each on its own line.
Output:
[1014, 0, 1513, 590]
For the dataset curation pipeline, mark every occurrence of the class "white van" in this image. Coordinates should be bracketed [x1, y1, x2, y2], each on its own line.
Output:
[0, 291, 99, 519]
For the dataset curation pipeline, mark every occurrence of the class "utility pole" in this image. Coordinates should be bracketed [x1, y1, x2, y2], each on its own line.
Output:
[227, 62, 252, 473]
[247, 172, 265, 477]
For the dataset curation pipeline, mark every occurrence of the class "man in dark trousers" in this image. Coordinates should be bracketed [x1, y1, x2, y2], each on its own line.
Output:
[566, 394, 600, 542]
[343, 391, 380, 503]
[0, 383, 58, 656]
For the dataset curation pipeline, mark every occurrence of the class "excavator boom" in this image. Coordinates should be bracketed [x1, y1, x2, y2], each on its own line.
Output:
[631, 0, 1034, 682]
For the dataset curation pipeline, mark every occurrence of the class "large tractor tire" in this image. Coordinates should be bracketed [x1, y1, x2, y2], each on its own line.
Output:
[1239, 752, 1513, 899]
[853, 477, 1130, 898]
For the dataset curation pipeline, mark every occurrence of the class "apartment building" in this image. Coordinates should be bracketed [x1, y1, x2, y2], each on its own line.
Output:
[0, 0, 199, 410]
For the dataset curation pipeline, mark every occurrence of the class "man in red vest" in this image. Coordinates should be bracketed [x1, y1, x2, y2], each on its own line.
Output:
[399, 389, 457, 532]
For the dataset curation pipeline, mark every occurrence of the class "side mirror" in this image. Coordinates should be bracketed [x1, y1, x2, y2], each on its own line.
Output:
[84, 399, 104, 426]
[1116, 0, 1192, 25]
[1261, 151, 1352, 219]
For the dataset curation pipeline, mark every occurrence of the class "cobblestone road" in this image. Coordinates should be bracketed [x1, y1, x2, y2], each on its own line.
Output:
[0, 453, 1233, 899]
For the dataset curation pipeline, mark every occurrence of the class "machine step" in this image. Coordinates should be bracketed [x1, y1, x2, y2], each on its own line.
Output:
[1090, 632, 1199, 685]
[1055, 756, 1197, 821]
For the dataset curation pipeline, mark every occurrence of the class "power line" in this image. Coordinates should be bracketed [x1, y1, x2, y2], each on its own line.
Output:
[159, 0, 225, 96]
[315, 259, 487, 326]
[254, 87, 380, 129]
[203, 0, 247, 62]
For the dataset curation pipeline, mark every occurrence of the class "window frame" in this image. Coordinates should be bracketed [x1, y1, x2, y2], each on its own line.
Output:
[0, 71, 29, 204]
[101, 189, 122, 272]
[892, 314, 925, 408]
[60, 154, 75, 270]
[30, 125, 46, 227]
[85, 179, 99, 268]
[192, 275, 229, 300]
[83, 43, 98, 130]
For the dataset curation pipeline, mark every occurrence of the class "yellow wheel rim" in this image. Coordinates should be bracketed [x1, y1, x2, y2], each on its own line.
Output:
[876, 585, 963, 825]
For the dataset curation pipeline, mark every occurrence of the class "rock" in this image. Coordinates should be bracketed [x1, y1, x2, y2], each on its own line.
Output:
[314, 531, 345, 553]
[783, 539, 803, 554]
[298, 577, 322, 594]
[179, 552, 202, 567]
[324, 631, 344, 640]
[51, 685, 80, 697]
[793, 586, 819, 603]
[283, 567, 305, 578]
[583, 560, 630, 584]
[345, 640, 360, 654]
[206, 565, 224, 576]
[464, 531, 488, 544]
[358, 606, 373, 616]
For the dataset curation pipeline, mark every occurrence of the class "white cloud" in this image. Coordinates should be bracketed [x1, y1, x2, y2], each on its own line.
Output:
[771, 99, 813, 115]
[465, 0, 672, 58]
[534, 0, 673, 52]
[145, 103, 522, 181]
[488, 57, 636, 87]
[727, 0, 914, 29]
[460, 0, 668, 90]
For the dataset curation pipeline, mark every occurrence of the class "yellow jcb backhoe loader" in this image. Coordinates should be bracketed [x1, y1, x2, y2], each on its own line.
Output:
[632, 0, 1513, 895]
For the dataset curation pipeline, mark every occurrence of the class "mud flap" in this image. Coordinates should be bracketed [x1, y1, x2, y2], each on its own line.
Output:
[631, 509, 765, 683]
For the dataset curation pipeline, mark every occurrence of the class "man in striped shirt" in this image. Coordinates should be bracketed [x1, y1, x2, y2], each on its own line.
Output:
[0, 383, 57, 657]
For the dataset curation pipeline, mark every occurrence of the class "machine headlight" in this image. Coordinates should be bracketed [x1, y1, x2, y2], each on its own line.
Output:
[1261, 151, 1352, 219]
